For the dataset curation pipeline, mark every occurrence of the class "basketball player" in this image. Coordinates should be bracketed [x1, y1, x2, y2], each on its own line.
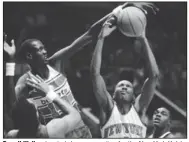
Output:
[90, 17, 159, 138]
[148, 107, 174, 138]
[4, 39, 82, 138]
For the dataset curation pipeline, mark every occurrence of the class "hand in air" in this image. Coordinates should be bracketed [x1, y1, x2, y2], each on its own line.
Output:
[112, 2, 159, 17]
[99, 17, 117, 38]
[127, 2, 159, 15]
[3, 34, 16, 59]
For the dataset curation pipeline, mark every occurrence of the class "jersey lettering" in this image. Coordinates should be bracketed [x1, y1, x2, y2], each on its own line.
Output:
[104, 123, 143, 138]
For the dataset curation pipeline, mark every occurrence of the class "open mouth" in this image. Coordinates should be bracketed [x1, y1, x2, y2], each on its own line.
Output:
[153, 117, 161, 124]
[120, 91, 127, 95]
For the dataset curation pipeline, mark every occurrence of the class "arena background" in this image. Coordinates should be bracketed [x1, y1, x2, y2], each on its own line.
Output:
[3, 2, 187, 137]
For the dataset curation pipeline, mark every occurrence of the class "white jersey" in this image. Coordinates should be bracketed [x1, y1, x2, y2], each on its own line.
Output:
[27, 65, 79, 124]
[101, 104, 147, 138]
[27, 65, 92, 138]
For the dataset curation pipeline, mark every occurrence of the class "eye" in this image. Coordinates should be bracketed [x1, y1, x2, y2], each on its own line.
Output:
[162, 112, 167, 116]
[126, 84, 131, 87]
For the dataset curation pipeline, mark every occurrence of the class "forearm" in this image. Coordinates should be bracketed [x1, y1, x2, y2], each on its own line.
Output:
[90, 38, 105, 76]
[49, 9, 117, 62]
[6, 58, 16, 112]
[88, 13, 112, 36]
[49, 31, 92, 61]
[7, 76, 16, 109]
[140, 37, 159, 78]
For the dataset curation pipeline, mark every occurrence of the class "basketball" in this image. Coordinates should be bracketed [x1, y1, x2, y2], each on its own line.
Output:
[117, 6, 147, 37]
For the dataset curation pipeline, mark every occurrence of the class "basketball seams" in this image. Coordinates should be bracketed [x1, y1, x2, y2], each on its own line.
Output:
[118, 7, 146, 37]
[126, 8, 136, 36]
[135, 14, 146, 35]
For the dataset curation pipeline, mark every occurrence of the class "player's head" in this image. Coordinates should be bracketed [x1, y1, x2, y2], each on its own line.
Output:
[18, 39, 48, 66]
[152, 107, 171, 129]
[113, 80, 134, 104]
[12, 97, 39, 136]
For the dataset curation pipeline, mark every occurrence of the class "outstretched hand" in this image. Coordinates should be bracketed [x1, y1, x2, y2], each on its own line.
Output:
[26, 74, 51, 95]
[112, 2, 159, 17]
[98, 17, 117, 38]
[4, 34, 16, 59]
[127, 2, 159, 15]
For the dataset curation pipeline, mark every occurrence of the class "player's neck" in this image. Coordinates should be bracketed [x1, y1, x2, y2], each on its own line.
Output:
[31, 64, 49, 80]
[153, 126, 170, 138]
[117, 102, 132, 115]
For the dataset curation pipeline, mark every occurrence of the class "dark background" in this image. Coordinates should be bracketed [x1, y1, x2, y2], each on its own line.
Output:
[3, 2, 187, 136]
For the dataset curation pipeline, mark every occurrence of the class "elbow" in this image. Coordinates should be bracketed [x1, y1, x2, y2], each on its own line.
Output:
[90, 65, 100, 77]
[149, 67, 160, 80]
[90, 69, 100, 78]
[152, 72, 159, 79]
[149, 74, 159, 83]
[152, 70, 160, 80]
[149, 72, 159, 84]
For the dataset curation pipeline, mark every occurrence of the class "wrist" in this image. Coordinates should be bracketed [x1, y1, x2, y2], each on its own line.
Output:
[46, 90, 58, 101]
[6, 63, 15, 76]
[137, 34, 146, 41]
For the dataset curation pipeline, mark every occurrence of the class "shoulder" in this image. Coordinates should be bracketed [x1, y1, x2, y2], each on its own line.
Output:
[48, 60, 64, 73]
[6, 130, 19, 138]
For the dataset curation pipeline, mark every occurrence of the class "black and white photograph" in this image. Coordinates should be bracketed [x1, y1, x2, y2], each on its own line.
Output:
[3, 1, 187, 139]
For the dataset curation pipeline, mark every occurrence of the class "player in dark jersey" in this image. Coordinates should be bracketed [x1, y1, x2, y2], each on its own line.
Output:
[148, 107, 175, 138]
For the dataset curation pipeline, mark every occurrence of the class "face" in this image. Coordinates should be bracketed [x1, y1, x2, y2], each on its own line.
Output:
[152, 107, 171, 128]
[29, 40, 48, 65]
[114, 80, 134, 103]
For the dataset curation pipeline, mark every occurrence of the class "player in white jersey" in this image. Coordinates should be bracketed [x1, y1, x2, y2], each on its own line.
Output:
[7, 77, 82, 138]
[148, 107, 174, 138]
[4, 39, 81, 138]
[90, 15, 159, 138]
[14, 38, 92, 138]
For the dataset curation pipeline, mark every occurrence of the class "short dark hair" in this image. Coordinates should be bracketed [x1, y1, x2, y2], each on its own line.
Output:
[12, 97, 39, 135]
[153, 107, 172, 120]
[17, 39, 40, 62]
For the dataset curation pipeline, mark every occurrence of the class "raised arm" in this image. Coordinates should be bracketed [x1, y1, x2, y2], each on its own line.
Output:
[3, 37, 17, 133]
[47, 2, 132, 62]
[90, 19, 116, 118]
[4, 38, 17, 112]
[134, 31, 159, 114]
